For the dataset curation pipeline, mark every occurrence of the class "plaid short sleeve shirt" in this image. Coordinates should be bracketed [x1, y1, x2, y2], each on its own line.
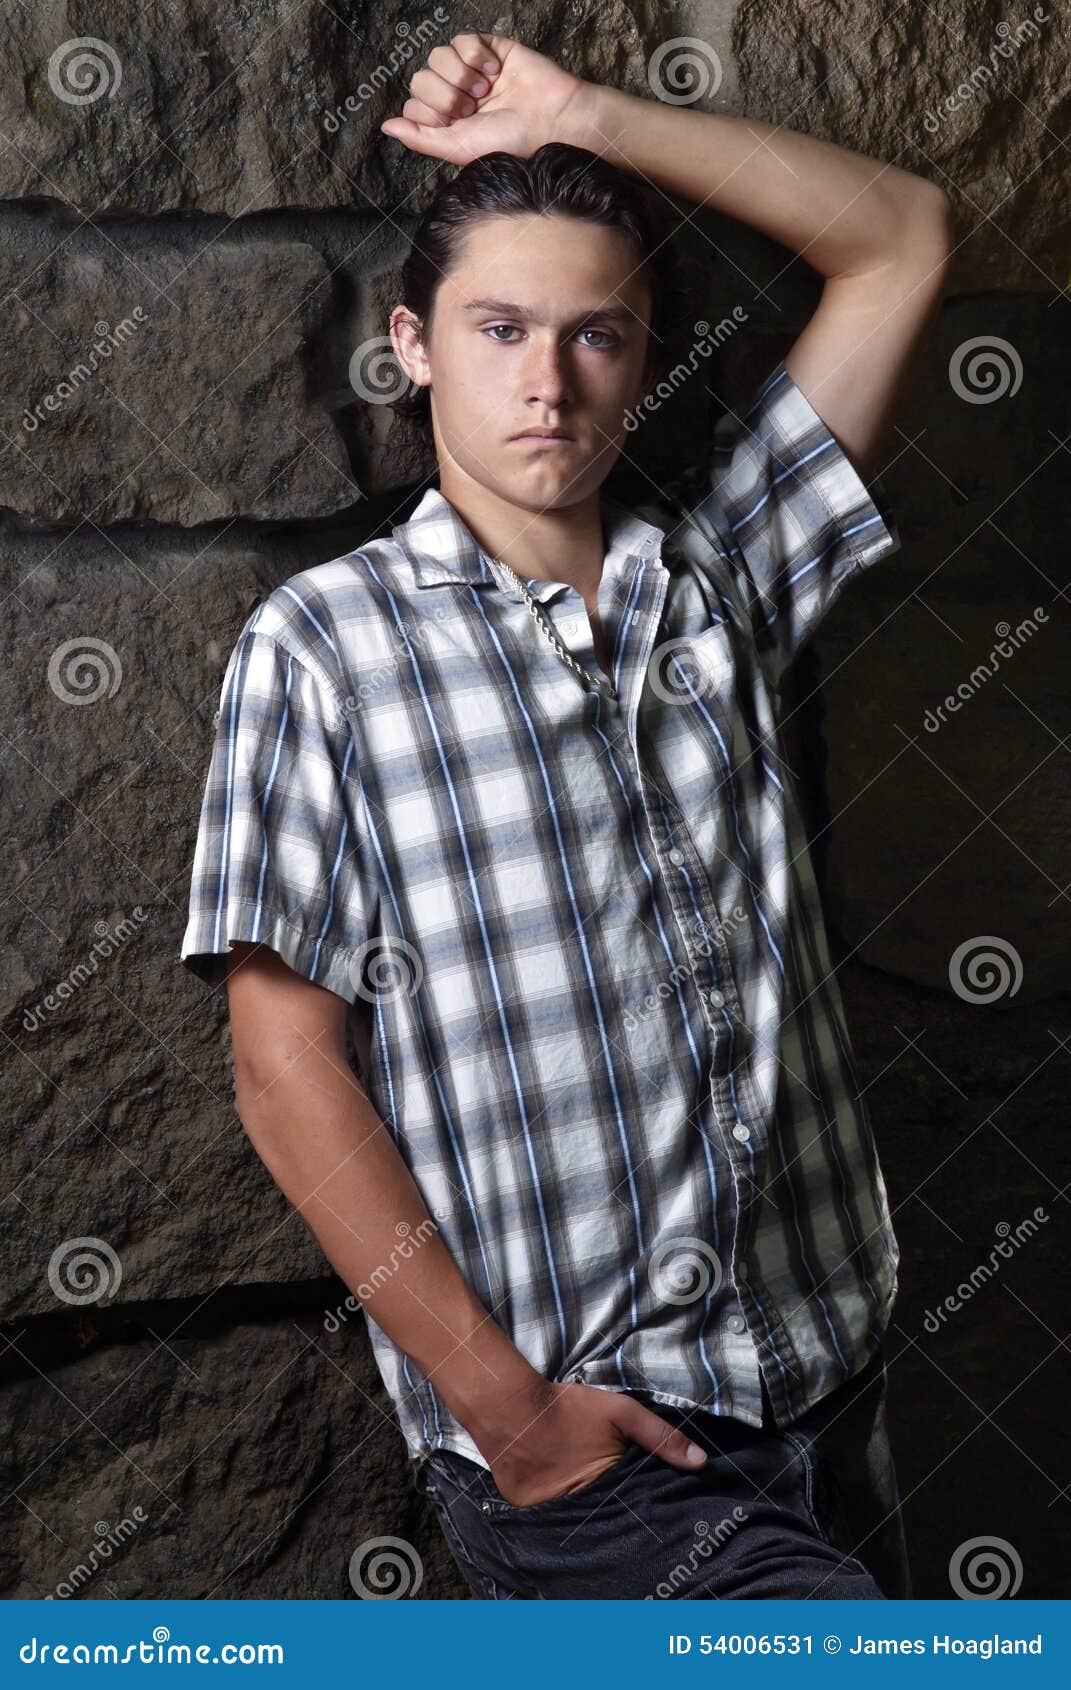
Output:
[181, 358, 903, 1471]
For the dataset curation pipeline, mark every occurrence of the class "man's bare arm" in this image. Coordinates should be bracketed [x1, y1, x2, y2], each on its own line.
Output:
[224, 944, 544, 1447]
[559, 75, 954, 481]
[382, 32, 953, 481]
[222, 945, 707, 1501]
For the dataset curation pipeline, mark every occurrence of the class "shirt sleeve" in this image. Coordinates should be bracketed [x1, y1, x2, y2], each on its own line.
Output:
[674, 358, 901, 688]
[179, 628, 377, 1002]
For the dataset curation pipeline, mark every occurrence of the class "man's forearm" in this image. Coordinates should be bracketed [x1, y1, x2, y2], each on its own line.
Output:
[559, 80, 948, 279]
[234, 1047, 547, 1453]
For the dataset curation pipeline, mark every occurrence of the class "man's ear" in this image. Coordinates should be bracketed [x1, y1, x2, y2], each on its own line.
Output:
[389, 306, 432, 394]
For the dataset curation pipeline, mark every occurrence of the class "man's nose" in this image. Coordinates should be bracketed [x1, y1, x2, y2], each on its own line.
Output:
[522, 335, 574, 406]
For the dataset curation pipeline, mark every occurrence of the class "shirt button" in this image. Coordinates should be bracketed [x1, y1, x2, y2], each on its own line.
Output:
[732, 1123, 751, 1143]
[727, 1315, 746, 1334]
[708, 989, 725, 1007]
[737, 1262, 750, 1281]
[668, 848, 685, 866]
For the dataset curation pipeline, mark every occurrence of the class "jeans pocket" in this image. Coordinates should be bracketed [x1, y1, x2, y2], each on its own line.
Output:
[476, 1441, 641, 1520]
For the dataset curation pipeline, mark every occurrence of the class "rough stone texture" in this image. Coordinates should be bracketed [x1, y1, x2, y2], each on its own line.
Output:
[3, 1, 1063, 288]
[813, 292, 1069, 998]
[728, 0, 1071, 292]
[838, 956, 1069, 1602]
[0, 1296, 467, 1599]
[0, 501, 409, 1323]
[0, 0, 1067, 1602]
[0, 0, 665, 218]
[0, 233, 354, 527]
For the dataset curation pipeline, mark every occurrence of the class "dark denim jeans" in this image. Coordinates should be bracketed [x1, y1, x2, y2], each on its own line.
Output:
[412, 1345, 911, 1599]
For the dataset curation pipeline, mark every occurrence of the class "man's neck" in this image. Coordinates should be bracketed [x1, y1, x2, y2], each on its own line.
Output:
[436, 468, 607, 607]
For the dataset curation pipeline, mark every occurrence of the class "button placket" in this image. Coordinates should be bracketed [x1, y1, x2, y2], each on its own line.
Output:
[632, 728, 745, 1043]
[655, 824, 748, 1041]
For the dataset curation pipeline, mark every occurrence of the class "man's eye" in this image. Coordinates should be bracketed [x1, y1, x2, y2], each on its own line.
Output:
[482, 325, 619, 349]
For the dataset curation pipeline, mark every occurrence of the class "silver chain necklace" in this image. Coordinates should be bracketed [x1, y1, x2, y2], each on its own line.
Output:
[489, 556, 618, 703]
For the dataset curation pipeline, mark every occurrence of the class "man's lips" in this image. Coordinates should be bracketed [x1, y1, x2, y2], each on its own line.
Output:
[510, 431, 575, 446]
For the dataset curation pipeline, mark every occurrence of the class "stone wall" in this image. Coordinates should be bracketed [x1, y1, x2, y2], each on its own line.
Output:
[1, 2, 1067, 1599]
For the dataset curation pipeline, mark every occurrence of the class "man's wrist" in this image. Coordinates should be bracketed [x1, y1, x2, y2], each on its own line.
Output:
[434, 1328, 552, 1446]
[552, 79, 619, 155]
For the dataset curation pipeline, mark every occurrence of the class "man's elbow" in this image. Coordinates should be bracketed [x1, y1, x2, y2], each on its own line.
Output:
[905, 180, 955, 264]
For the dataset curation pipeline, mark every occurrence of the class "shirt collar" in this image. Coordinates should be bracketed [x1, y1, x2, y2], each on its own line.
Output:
[392, 486, 671, 602]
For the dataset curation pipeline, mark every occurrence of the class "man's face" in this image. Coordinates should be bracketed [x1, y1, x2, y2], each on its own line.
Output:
[397, 212, 656, 510]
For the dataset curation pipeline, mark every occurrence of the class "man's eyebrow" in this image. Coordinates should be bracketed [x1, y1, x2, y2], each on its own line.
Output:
[461, 297, 634, 326]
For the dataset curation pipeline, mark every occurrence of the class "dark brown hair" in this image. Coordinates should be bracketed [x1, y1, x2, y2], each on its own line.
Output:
[390, 141, 682, 431]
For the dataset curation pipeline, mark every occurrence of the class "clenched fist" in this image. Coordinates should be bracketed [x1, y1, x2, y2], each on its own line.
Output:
[379, 32, 594, 164]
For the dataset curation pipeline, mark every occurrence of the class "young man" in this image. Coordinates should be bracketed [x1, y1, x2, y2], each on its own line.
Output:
[180, 34, 952, 1598]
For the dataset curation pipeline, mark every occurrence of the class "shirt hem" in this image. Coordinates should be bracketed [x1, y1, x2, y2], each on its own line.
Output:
[179, 896, 363, 1002]
[402, 1292, 900, 1469]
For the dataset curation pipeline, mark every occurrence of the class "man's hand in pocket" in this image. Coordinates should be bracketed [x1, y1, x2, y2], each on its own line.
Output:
[480, 1379, 709, 1508]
